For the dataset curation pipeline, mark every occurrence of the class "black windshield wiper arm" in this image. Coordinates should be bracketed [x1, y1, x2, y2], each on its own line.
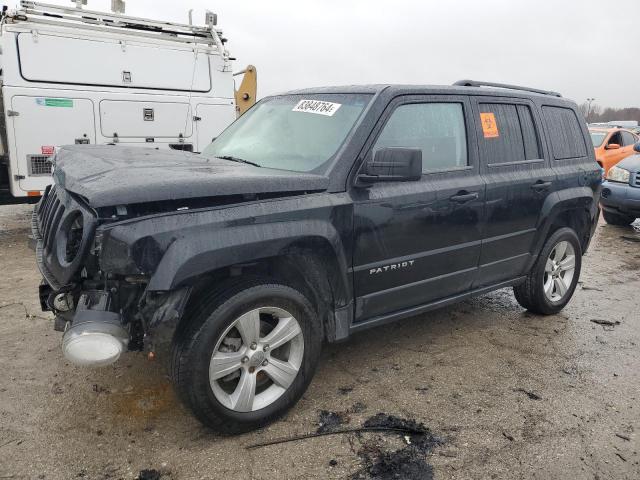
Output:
[215, 155, 261, 168]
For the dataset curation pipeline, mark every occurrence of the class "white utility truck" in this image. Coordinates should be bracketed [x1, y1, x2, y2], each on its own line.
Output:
[0, 1, 254, 204]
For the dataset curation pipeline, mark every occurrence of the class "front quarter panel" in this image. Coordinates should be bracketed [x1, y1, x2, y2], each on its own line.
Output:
[99, 193, 354, 304]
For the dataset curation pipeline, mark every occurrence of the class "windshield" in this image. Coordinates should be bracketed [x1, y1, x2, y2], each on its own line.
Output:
[589, 131, 608, 147]
[202, 94, 372, 173]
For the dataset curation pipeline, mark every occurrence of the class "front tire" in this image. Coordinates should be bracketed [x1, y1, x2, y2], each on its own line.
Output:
[514, 227, 582, 315]
[171, 280, 322, 433]
[603, 210, 635, 226]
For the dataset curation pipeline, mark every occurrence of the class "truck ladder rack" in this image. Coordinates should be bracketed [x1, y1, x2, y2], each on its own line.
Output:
[10, 1, 227, 51]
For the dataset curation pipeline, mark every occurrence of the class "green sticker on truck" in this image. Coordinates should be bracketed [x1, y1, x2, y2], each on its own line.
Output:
[36, 98, 74, 108]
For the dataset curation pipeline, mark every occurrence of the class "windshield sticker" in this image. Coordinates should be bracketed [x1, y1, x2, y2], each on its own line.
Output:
[292, 99, 342, 116]
[480, 112, 499, 138]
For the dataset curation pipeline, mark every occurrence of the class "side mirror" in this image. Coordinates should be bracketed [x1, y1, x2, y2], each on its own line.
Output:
[634, 142, 640, 153]
[605, 143, 621, 150]
[358, 147, 422, 184]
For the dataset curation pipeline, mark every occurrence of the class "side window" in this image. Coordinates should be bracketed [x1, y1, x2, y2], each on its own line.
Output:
[373, 103, 468, 172]
[608, 132, 622, 146]
[621, 131, 637, 146]
[542, 106, 588, 159]
[477, 103, 541, 164]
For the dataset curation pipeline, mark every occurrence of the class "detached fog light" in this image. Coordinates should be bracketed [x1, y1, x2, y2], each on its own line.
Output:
[62, 315, 129, 367]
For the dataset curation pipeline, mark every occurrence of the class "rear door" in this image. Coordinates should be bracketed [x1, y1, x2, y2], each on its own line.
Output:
[351, 95, 485, 322]
[11, 95, 95, 193]
[473, 97, 556, 288]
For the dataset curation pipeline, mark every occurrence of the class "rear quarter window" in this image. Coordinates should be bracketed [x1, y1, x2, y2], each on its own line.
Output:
[542, 106, 588, 160]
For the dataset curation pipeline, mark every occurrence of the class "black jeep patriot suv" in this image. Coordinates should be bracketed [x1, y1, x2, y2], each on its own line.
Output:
[34, 81, 601, 432]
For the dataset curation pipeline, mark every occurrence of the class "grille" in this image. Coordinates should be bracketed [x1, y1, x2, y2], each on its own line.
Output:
[28, 155, 53, 176]
[37, 186, 65, 254]
[634, 172, 640, 187]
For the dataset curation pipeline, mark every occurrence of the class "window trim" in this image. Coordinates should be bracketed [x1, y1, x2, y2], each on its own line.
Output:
[476, 99, 545, 168]
[367, 98, 472, 176]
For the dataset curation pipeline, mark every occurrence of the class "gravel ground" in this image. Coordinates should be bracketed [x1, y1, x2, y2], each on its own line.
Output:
[0, 203, 638, 480]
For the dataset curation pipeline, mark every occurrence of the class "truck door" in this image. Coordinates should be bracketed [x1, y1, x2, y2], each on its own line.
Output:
[195, 103, 236, 152]
[351, 96, 485, 323]
[10, 96, 95, 193]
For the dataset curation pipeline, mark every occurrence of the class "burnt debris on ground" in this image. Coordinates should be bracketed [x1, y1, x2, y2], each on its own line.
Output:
[351, 413, 441, 480]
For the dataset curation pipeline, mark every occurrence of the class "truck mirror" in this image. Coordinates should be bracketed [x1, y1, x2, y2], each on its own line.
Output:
[634, 142, 640, 153]
[358, 147, 422, 184]
[606, 143, 621, 150]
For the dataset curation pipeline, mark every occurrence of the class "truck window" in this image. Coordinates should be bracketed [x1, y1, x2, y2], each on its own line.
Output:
[542, 106, 588, 160]
[373, 103, 468, 172]
[478, 103, 541, 165]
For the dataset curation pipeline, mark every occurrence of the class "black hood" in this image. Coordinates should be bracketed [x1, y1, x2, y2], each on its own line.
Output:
[53, 146, 330, 208]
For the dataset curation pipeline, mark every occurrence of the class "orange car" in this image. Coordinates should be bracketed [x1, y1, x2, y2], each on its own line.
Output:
[589, 127, 639, 175]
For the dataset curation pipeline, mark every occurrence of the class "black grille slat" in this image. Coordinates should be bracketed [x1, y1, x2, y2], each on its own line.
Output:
[42, 198, 59, 244]
[41, 188, 58, 231]
[44, 203, 63, 251]
[39, 189, 55, 230]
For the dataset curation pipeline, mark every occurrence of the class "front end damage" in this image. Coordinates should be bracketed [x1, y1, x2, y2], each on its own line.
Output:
[33, 185, 189, 367]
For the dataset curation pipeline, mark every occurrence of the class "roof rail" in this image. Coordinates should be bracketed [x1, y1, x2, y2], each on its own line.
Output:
[453, 80, 562, 98]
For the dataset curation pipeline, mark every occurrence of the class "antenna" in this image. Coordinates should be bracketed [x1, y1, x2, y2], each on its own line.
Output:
[111, 0, 125, 14]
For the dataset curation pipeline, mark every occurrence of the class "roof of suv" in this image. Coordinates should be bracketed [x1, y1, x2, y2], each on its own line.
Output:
[283, 83, 570, 101]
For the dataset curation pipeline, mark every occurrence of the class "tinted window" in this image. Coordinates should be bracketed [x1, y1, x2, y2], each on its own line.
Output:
[374, 103, 468, 172]
[542, 106, 588, 159]
[608, 132, 622, 146]
[621, 131, 637, 146]
[478, 103, 541, 164]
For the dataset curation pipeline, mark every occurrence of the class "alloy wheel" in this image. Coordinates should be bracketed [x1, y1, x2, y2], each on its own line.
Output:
[208, 307, 304, 412]
[543, 240, 576, 302]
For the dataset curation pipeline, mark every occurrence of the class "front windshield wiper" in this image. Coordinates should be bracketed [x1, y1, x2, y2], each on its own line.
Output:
[215, 155, 262, 168]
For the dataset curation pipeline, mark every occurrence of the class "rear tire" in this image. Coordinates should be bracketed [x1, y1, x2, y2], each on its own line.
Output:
[603, 210, 635, 226]
[171, 279, 322, 433]
[514, 227, 582, 315]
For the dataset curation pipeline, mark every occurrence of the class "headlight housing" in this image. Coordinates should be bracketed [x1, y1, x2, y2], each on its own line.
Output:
[608, 166, 630, 183]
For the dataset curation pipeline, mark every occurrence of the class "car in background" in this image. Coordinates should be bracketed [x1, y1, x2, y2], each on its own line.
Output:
[589, 127, 639, 175]
[600, 144, 640, 225]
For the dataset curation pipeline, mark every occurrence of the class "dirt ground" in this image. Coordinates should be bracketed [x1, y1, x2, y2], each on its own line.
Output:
[0, 204, 638, 480]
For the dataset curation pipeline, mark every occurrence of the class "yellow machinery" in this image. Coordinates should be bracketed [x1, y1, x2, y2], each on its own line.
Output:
[234, 65, 257, 116]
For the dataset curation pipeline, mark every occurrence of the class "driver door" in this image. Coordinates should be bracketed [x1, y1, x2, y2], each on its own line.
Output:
[351, 95, 485, 324]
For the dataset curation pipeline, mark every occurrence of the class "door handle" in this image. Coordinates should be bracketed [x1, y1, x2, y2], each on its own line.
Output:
[450, 191, 479, 203]
[531, 181, 553, 191]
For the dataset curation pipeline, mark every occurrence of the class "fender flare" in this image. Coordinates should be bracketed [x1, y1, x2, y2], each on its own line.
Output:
[147, 219, 351, 307]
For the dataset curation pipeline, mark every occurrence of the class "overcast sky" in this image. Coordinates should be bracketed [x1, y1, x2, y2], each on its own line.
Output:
[32, 0, 640, 108]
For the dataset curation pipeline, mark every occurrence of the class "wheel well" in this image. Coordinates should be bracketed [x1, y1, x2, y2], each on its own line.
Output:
[180, 243, 342, 342]
[549, 209, 592, 252]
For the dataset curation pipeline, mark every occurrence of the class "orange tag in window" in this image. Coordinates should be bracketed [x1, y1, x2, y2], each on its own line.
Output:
[480, 112, 499, 138]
